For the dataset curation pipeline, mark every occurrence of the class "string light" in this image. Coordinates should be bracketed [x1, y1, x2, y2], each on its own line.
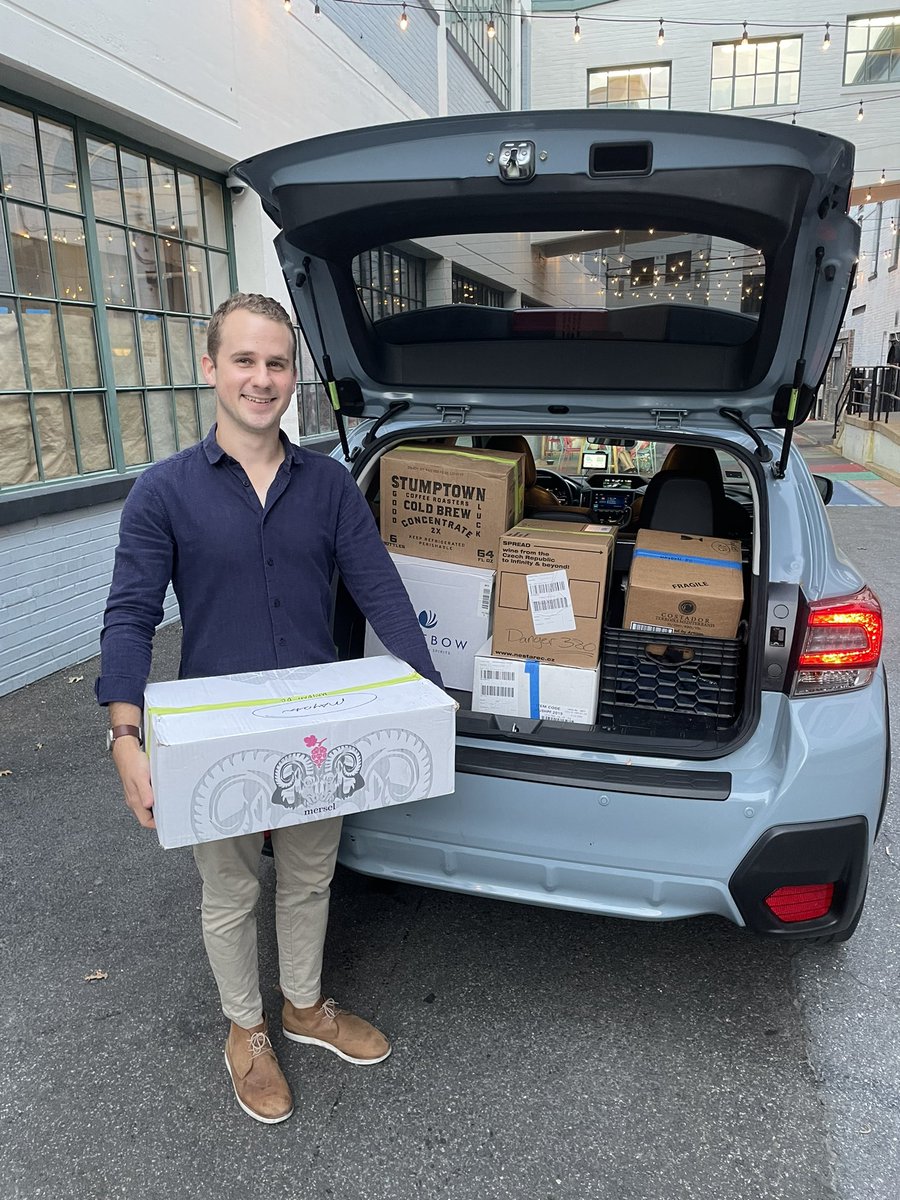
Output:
[880, 167, 886, 185]
[487, 11, 495, 39]
[399, 1, 408, 30]
[657, 18, 664, 46]
[740, 21, 749, 46]
[314, 1, 321, 15]
[573, 15, 581, 41]
[822, 22, 831, 50]
[283, 0, 291, 11]
[791, 112, 797, 125]
[857, 99, 865, 121]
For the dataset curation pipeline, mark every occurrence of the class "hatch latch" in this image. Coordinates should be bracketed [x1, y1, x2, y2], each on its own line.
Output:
[653, 409, 688, 430]
[498, 142, 535, 183]
[437, 404, 471, 424]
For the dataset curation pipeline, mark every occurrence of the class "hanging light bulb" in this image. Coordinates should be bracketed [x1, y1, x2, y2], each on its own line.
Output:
[880, 167, 886, 185]
[314, 0, 321, 15]
[399, 1, 408, 30]
[740, 21, 749, 46]
[866, 189, 872, 202]
[487, 12, 496, 38]
[857, 99, 864, 121]
[573, 15, 581, 42]
[657, 18, 665, 46]
[791, 112, 797, 125]
[283, 0, 291, 12]
[822, 22, 831, 50]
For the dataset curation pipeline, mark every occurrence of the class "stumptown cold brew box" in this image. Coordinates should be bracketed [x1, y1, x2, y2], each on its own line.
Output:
[380, 445, 525, 569]
[144, 657, 456, 849]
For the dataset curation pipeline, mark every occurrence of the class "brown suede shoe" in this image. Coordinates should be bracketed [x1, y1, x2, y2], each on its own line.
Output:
[224, 1018, 293, 1124]
[282, 996, 391, 1065]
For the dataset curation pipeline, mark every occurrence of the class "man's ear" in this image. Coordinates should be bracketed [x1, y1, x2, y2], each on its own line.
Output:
[200, 353, 216, 388]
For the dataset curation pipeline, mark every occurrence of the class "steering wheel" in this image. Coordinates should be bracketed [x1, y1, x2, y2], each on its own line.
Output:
[535, 469, 583, 506]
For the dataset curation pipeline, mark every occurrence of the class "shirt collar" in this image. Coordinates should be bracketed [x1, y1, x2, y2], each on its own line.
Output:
[202, 424, 303, 467]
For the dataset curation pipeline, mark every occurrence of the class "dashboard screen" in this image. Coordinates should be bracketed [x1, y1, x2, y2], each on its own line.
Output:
[581, 451, 609, 471]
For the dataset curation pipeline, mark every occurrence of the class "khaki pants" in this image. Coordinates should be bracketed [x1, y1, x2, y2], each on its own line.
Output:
[192, 817, 343, 1028]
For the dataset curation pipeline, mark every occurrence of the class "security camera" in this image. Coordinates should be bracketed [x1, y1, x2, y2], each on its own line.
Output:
[225, 173, 246, 195]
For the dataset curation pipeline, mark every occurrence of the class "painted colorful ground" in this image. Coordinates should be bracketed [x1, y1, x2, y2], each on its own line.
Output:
[794, 421, 900, 507]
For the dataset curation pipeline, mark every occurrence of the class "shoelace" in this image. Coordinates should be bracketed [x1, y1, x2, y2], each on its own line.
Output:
[319, 997, 341, 1022]
[247, 1030, 273, 1059]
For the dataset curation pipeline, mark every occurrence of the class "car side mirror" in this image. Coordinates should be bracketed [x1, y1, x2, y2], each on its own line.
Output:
[813, 474, 833, 505]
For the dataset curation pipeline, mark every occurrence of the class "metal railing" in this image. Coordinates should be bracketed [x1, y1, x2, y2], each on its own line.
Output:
[834, 364, 900, 438]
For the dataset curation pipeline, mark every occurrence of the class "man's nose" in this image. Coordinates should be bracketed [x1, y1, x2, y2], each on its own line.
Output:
[250, 361, 272, 389]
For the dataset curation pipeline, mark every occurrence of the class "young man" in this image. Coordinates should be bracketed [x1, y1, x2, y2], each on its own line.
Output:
[97, 293, 442, 1125]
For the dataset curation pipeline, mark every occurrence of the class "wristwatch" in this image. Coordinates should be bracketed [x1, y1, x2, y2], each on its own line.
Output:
[106, 724, 143, 753]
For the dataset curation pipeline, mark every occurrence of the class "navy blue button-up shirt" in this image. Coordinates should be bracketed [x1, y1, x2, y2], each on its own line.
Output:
[96, 427, 442, 706]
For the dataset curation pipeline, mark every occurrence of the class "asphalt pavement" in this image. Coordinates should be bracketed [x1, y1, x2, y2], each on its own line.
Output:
[1, 430, 899, 1200]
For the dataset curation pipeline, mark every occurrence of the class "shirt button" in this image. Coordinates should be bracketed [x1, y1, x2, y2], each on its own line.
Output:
[266, 557, 274, 566]
[278, 637, 286, 646]
[242, 480, 250, 487]
[273, 599, 281, 608]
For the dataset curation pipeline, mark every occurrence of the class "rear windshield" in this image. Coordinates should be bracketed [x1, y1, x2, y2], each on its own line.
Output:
[352, 229, 765, 348]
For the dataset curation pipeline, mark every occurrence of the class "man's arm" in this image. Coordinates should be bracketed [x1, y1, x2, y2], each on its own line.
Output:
[97, 473, 175, 828]
[333, 471, 444, 688]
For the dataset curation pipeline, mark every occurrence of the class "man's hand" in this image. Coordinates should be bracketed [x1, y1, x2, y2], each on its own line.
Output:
[112, 738, 156, 830]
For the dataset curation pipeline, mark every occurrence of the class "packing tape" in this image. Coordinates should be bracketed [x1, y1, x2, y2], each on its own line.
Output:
[524, 659, 540, 719]
[633, 549, 742, 570]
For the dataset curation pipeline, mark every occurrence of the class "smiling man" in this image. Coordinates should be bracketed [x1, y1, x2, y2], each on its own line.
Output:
[96, 293, 442, 1124]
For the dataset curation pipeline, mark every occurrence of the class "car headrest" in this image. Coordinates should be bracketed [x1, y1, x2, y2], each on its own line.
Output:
[485, 435, 536, 489]
[660, 444, 724, 485]
[639, 472, 718, 537]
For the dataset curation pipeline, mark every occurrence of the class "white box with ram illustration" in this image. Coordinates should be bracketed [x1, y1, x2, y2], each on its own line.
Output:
[144, 657, 456, 849]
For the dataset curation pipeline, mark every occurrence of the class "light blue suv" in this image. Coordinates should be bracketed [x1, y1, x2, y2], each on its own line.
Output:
[234, 110, 888, 942]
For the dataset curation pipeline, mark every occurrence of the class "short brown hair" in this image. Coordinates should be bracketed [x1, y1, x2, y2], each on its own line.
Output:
[206, 292, 297, 363]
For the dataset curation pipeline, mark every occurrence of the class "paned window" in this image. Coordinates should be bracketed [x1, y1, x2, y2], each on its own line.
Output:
[0, 95, 233, 491]
[588, 64, 671, 109]
[710, 37, 801, 110]
[353, 246, 427, 320]
[630, 256, 655, 288]
[665, 251, 691, 283]
[845, 13, 900, 85]
[451, 271, 505, 307]
[446, 0, 512, 108]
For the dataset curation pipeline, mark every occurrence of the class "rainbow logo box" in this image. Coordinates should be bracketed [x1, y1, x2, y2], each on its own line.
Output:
[143, 657, 456, 849]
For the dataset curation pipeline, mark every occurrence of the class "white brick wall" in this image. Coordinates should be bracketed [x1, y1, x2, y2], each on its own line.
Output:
[0, 505, 178, 698]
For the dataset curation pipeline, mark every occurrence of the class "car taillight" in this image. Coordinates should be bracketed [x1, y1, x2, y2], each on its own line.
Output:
[765, 883, 834, 922]
[791, 586, 883, 696]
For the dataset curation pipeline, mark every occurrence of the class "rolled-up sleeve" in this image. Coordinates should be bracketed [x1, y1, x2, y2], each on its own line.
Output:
[333, 471, 443, 688]
[95, 473, 175, 707]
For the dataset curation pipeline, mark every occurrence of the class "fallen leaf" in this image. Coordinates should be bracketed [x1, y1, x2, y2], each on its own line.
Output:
[84, 970, 108, 982]
[0, 770, 11, 778]
[67, 675, 84, 684]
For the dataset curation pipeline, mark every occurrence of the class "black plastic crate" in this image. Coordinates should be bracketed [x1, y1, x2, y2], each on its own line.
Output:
[598, 626, 742, 730]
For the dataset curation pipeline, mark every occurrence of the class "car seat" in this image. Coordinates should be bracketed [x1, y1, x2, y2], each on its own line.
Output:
[637, 444, 751, 539]
[484, 435, 592, 522]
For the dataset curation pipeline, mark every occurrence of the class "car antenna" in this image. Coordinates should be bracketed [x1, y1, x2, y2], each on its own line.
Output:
[773, 245, 825, 480]
[296, 256, 355, 462]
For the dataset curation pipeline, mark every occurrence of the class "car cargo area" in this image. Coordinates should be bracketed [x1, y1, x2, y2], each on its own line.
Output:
[334, 427, 763, 759]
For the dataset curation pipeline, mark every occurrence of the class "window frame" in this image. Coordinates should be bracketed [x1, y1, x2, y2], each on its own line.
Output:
[451, 269, 506, 308]
[843, 11, 900, 87]
[709, 34, 802, 111]
[0, 85, 236, 501]
[586, 62, 672, 110]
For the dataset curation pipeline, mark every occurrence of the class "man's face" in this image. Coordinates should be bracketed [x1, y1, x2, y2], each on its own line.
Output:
[201, 309, 297, 438]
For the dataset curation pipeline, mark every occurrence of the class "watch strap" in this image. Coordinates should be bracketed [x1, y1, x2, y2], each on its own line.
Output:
[109, 723, 143, 746]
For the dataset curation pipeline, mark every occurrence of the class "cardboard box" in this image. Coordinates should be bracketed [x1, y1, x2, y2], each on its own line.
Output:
[472, 643, 600, 724]
[491, 521, 617, 669]
[623, 529, 744, 638]
[380, 445, 525, 569]
[364, 553, 494, 692]
[144, 657, 456, 849]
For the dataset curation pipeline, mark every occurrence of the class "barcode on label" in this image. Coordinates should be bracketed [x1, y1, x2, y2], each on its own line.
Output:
[531, 578, 568, 595]
[629, 621, 675, 634]
[532, 597, 569, 613]
[481, 685, 516, 698]
[481, 668, 516, 682]
[480, 582, 493, 615]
